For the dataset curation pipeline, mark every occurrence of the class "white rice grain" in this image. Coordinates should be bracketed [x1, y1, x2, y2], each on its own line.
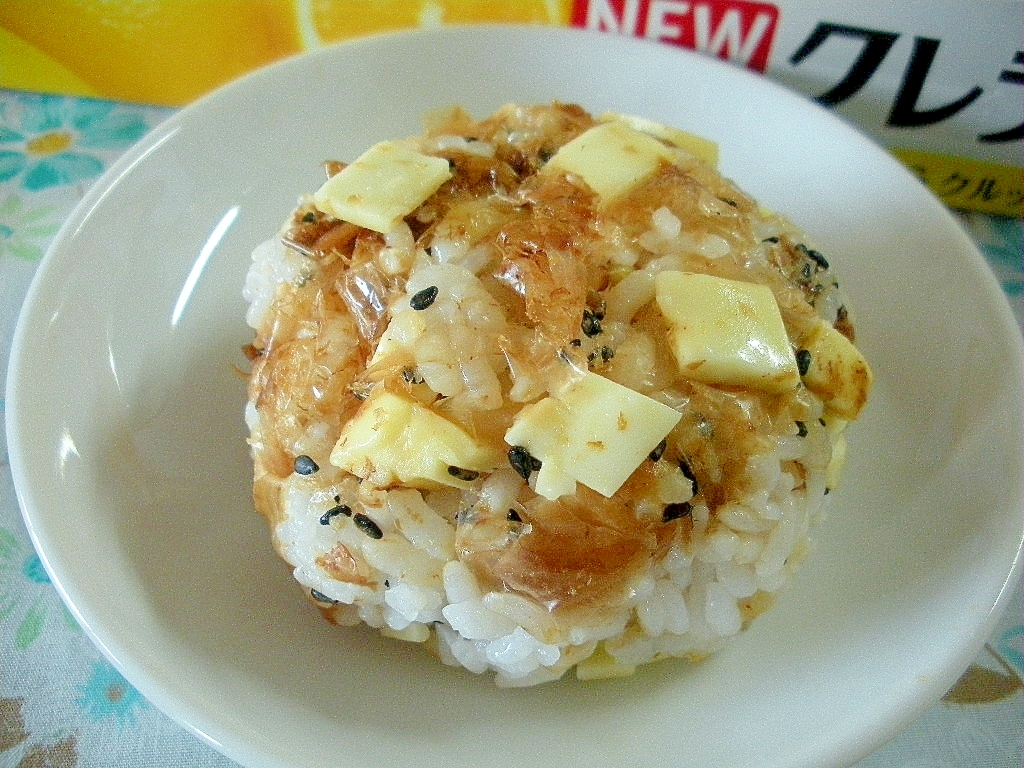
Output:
[704, 582, 743, 637]
[442, 599, 517, 640]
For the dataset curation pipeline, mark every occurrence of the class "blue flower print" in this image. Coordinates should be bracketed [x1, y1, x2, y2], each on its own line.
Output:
[76, 660, 146, 727]
[956, 212, 1024, 326]
[0, 94, 149, 192]
[995, 623, 1024, 676]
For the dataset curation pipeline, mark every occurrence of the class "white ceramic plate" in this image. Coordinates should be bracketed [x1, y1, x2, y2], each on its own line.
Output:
[7, 26, 1024, 768]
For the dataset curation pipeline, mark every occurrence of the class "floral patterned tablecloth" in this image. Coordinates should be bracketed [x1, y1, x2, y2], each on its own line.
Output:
[0, 88, 1021, 768]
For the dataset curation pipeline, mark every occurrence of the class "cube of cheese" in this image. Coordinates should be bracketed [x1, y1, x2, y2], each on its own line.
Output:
[504, 372, 681, 500]
[825, 432, 847, 491]
[542, 121, 674, 203]
[599, 112, 718, 168]
[313, 141, 451, 233]
[330, 389, 499, 489]
[575, 643, 637, 680]
[534, 460, 578, 501]
[654, 271, 799, 393]
[799, 320, 873, 420]
[369, 308, 427, 364]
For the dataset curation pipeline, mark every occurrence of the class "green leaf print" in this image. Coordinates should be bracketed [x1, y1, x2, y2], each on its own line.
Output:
[0, 526, 18, 562]
[14, 597, 45, 651]
[0, 195, 59, 262]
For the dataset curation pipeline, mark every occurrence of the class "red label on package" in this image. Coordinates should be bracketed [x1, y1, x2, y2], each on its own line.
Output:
[571, 0, 780, 72]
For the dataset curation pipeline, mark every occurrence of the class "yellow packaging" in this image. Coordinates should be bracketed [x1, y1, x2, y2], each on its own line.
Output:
[1, 0, 1020, 215]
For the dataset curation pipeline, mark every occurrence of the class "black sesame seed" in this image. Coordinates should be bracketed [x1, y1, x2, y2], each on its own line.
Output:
[447, 465, 480, 482]
[569, 338, 582, 347]
[649, 438, 667, 462]
[507, 509, 522, 522]
[796, 421, 808, 438]
[796, 242, 829, 270]
[319, 504, 352, 525]
[762, 236, 780, 243]
[662, 502, 693, 522]
[310, 588, 338, 604]
[836, 305, 848, 322]
[581, 309, 603, 337]
[294, 455, 319, 475]
[589, 345, 615, 366]
[796, 349, 812, 377]
[402, 367, 424, 384]
[538, 147, 554, 163]
[508, 446, 541, 479]
[302, 210, 316, 223]
[678, 459, 698, 495]
[409, 285, 439, 310]
[353, 513, 383, 539]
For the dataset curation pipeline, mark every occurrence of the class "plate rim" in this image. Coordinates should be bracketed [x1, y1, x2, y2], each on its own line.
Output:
[6, 23, 1024, 768]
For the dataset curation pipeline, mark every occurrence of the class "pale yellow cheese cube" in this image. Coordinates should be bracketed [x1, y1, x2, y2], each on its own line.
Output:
[503, 397, 579, 499]
[821, 415, 849, 438]
[313, 140, 451, 233]
[575, 644, 637, 680]
[542, 121, 674, 203]
[330, 389, 498, 489]
[654, 271, 799, 393]
[799, 320, 873, 420]
[599, 112, 718, 168]
[505, 397, 566, 458]
[534, 460, 578, 501]
[369, 309, 427, 364]
[825, 432, 848, 491]
[505, 372, 681, 499]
